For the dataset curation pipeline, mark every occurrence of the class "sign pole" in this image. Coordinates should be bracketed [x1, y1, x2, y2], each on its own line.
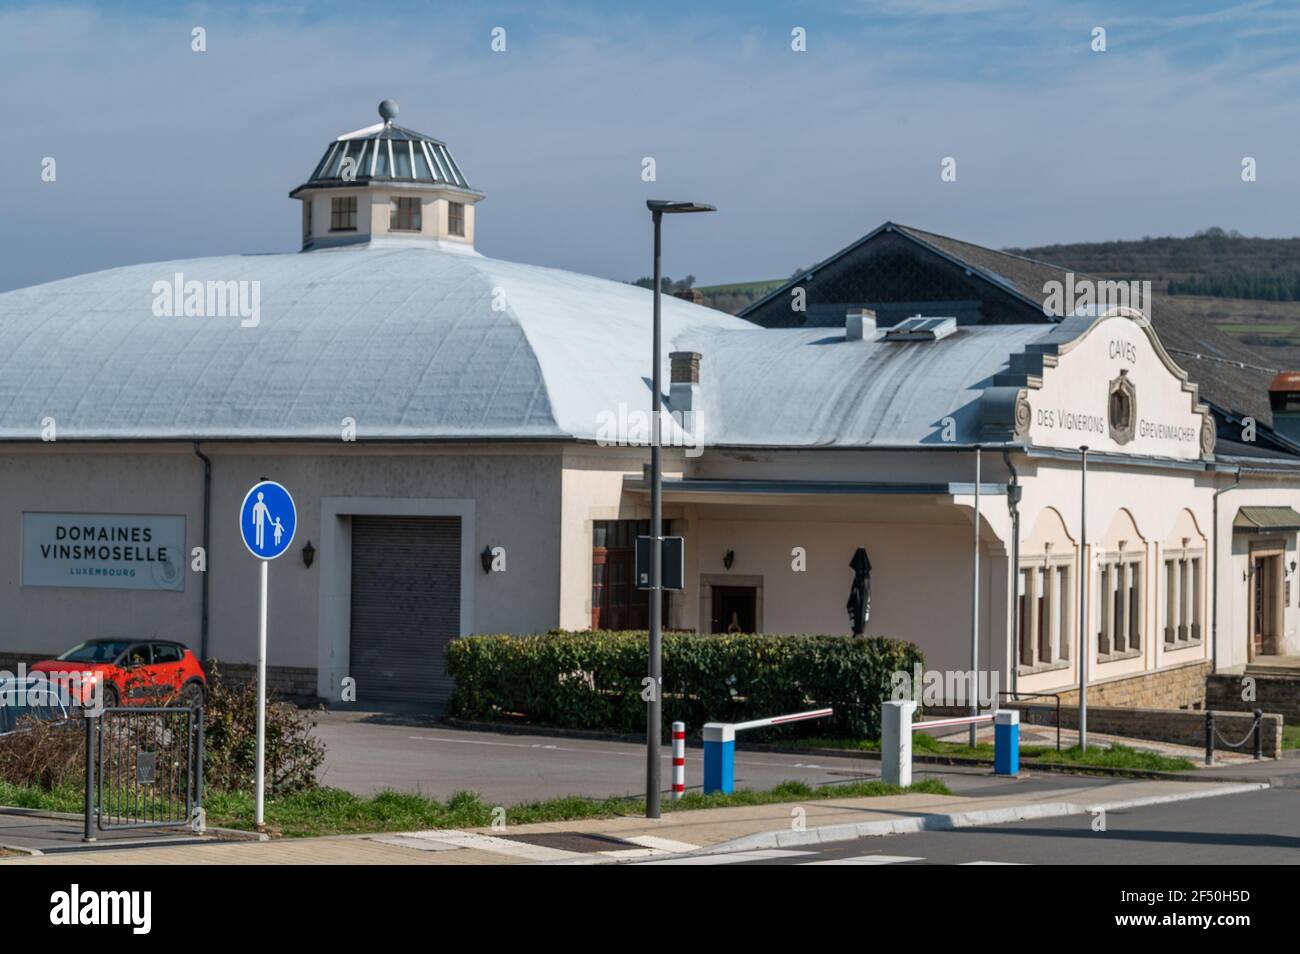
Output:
[256, 558, 268, 829]
[239, 478, 296, 833]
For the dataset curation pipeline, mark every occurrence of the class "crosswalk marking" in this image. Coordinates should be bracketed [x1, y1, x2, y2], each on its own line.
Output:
[805, 854, 925, 865]
[634, 849, 814, 865]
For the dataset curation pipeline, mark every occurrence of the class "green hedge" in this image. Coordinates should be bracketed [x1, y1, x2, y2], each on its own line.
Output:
[447, 631, 922, 740]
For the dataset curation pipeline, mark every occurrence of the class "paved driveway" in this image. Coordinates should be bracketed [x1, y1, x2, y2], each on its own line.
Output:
[310, 712, 1117, 805]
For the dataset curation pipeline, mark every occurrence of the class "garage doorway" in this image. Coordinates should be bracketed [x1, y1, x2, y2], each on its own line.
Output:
[349, 515, 461, 705]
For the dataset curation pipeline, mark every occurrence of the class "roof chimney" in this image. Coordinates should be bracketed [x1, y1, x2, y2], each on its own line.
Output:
[669, 351, 702, 413]
[846, 308, 877, 341]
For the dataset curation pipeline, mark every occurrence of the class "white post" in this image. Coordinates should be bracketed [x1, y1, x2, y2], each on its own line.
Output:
[671, 721, 685, 799]
[882, 700, 917, 787]
[255, 558, 268, 828]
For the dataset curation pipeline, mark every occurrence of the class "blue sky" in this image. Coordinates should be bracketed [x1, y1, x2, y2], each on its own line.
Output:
[2, 0, 1299, 291]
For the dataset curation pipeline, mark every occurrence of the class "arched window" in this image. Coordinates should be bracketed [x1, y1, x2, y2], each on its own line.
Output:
[1162, 511, 1206, 647]
[1095, 510, 1146, 659]
[1019, 508, 1074, 671]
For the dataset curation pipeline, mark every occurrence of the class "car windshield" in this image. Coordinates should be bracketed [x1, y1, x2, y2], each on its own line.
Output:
[0, 684, 67, 734]
[56, 640, 131, 663]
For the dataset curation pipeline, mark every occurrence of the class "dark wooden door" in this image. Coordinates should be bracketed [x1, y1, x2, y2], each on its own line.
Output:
[710, 586, 756, 633]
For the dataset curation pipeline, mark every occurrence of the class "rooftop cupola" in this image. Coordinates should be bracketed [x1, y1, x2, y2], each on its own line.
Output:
[290, 99, 484, 252]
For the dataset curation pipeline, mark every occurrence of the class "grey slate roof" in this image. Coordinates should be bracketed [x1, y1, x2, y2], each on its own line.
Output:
[740, 222, 1280, 428]
[892, 225, 1279, 426]
[676, 324, 1049, 447]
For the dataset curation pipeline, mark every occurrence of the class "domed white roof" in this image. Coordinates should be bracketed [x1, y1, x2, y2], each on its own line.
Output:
[0, 243, 754, 441]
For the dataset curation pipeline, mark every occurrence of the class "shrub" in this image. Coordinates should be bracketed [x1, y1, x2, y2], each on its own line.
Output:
[447, 631, 922, 739]
[200, 661, 325, 795]
[0, 717, 83, 789]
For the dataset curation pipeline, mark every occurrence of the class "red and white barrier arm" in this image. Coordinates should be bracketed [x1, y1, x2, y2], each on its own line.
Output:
[732, 707, 834, 734]
[912, 714, 995, 731]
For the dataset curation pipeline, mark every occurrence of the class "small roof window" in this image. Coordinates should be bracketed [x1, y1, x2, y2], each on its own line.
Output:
[883, 315, 958, 342]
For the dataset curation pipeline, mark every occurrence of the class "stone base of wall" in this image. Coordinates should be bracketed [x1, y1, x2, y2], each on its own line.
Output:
[1047, 660, 1211, 711]
[1009, 700, 1282, 760]
[1207, 671, 1300, 725]
[206, 661, 321, 704]
[0, 650, 56, 673]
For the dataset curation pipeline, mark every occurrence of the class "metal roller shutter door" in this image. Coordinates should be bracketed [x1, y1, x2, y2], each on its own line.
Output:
[349, 515, 461, 704]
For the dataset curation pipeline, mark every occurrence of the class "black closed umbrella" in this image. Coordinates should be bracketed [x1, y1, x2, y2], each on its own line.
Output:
[846, 546, 872, 636]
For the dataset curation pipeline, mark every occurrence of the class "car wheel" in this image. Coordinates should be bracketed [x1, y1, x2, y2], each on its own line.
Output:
[180, 681, 205, 709]
[100, 684, 119, 709]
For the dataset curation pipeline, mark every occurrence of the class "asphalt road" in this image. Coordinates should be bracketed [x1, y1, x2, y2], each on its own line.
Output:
[671, 788, 1300, 865]
[310, 713, 1092, 804]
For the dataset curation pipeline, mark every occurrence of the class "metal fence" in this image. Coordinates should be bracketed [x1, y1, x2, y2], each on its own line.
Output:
[84, 706, 204, 840]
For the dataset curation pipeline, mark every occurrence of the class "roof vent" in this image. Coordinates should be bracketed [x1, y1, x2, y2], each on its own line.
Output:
[883, 315, 957, 342]
[846, 308, 877, 341]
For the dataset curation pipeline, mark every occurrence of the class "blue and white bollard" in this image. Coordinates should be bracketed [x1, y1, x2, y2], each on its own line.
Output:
[994, 709, 1019, 776]
[702, 723, 735, 795]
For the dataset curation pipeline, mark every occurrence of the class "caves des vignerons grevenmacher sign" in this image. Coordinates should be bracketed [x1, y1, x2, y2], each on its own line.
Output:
[22, 513, 186, 591]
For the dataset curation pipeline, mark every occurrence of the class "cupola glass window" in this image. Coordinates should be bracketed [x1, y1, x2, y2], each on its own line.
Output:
[448, 201, 465, 237]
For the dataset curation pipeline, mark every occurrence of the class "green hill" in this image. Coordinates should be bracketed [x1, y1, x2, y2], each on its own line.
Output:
[1008, 228, 1300, 369]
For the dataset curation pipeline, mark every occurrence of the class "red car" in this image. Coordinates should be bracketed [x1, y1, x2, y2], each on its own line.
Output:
[30, 639, 207, 709]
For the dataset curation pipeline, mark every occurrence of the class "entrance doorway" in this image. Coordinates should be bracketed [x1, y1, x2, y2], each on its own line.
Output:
[1249, 550, 1283, 659]
[710, 586, 757, 633]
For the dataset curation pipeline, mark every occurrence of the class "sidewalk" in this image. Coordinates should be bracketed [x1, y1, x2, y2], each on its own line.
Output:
[0, 776, 1266, 866]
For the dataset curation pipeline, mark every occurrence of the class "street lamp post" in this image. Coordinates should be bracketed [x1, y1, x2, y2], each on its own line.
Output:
[645, 199, 714, 819]
[1078, 446, 1089, 751]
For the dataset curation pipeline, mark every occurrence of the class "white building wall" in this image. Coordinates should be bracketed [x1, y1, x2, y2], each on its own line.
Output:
[0, 443, 566, 680]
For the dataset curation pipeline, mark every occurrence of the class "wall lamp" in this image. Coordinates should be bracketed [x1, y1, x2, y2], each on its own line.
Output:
[481, 546, 495, 574]
[723, 550, 735, 570]
[301, 540, 315, 568]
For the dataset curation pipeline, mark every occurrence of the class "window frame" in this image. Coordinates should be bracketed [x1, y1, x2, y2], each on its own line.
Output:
[448, 201, 465, 237]
[1017, 557, 1073, 674]
[1096, 552, 1144, 661]
[330, 195, 358, 232]
[389, 196, 422, 232]
[1162, 546, 1205, 648]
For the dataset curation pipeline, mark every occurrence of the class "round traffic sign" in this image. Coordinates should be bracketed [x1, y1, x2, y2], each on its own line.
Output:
[239, 481, 297, 560]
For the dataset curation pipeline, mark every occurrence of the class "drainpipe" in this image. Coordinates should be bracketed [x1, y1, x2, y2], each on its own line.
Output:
[1002, 450, 1021, 694]
[1211, 464, 1241, 675]
[193, 442, 212, 662]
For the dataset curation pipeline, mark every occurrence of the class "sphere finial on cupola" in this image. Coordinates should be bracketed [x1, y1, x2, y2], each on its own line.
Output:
[378, 99, 399, 124]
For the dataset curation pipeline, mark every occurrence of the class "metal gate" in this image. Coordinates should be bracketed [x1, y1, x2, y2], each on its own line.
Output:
[84, 707, 203, 839]
[349, 515, 461, 704]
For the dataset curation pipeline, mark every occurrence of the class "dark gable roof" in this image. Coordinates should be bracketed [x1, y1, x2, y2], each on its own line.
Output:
[740, 222, 1279, 427]
[893, 224, 1277, 426]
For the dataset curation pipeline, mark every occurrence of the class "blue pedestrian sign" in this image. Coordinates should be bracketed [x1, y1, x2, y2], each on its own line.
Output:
[239, 481, 297, 560]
